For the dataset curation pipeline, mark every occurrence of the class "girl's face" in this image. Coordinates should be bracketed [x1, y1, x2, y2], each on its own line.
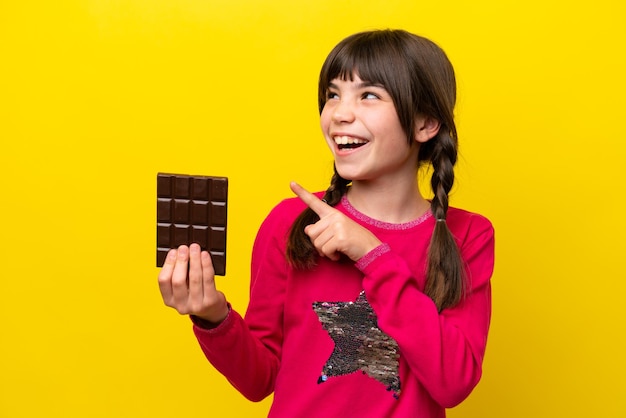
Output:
[320, 74, 420, 185]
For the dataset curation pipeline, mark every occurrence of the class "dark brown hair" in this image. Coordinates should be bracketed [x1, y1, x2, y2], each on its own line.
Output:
[287, 29, 465, 311]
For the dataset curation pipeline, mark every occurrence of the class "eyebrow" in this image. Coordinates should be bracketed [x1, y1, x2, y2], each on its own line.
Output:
[328, 81, 386, 90]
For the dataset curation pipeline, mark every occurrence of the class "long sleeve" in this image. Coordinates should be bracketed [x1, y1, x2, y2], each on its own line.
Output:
[360, 212, 495, 407]
[192, 201, 295, 401]
[193, 307, 279, 401]
[189, 195, 495, 417]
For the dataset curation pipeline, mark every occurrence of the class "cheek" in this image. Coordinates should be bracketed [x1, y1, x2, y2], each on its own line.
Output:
[319, 108, 331, 132]
[319, 110, 335, 152]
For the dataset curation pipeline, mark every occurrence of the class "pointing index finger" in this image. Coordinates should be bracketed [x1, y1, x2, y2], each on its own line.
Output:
[290, 181, 334, 217]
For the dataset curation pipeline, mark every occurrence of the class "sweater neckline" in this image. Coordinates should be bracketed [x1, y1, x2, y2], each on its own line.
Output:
[340, 194, 432, 231]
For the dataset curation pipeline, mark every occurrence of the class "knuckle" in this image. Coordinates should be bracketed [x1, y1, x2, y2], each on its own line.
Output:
[188, 302, 204, 314]
[171, 274, 188, 286]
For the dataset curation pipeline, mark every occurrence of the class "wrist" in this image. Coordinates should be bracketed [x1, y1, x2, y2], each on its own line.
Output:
[192, 303, 230, 329]
[355, 237, 383, 260]
[355, 243, 391, 271]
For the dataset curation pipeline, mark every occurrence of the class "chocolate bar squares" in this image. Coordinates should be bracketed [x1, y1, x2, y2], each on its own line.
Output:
[157, 173, 228, 276]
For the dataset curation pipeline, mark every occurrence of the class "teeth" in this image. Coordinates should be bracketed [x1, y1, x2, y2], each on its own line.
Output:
[333, 136, 367, 145]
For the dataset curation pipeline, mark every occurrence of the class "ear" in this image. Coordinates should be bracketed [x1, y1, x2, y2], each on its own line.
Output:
[414, 115, 441, 144]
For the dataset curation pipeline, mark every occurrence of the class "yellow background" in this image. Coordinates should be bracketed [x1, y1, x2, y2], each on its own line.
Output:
[1, 1, 625, 417]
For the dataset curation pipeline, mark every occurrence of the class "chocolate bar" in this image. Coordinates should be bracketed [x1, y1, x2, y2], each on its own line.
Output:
[156, 173, 228, 275]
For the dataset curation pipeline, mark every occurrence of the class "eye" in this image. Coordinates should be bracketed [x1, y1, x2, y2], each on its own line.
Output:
[326, 91, 339, 101]
[363, 92, 380, 100]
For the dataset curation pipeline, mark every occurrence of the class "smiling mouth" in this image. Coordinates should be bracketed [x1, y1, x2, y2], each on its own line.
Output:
[334, 135, 368, 150]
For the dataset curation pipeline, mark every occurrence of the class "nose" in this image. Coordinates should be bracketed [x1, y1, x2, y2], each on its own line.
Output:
[331, 99, 356, 124]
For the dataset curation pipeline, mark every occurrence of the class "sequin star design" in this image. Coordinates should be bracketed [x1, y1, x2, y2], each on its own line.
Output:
[312, 291, 401, 397]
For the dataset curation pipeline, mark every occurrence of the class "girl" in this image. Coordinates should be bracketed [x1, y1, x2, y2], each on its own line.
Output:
[158, 29, 495, 417]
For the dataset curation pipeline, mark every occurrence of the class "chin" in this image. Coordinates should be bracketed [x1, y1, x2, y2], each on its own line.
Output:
[334, 165, 356, 181]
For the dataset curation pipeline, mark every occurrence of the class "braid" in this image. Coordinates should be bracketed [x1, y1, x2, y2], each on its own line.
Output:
[425, 132, 466, 311]
[429, 131, 456, 221]
[322, 168, 350, 207]
[286, 167, 349, 269]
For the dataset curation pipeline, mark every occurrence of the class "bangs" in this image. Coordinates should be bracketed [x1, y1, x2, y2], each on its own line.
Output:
[317, 31, 415, 139]
[318, 32, 411, 109]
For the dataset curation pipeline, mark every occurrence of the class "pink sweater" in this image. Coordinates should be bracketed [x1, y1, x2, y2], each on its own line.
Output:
[193, 194, 495, 417]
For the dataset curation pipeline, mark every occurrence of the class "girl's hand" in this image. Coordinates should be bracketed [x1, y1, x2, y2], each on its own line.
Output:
[158, 243, 228, 323]
[290, 182, 382, 262]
